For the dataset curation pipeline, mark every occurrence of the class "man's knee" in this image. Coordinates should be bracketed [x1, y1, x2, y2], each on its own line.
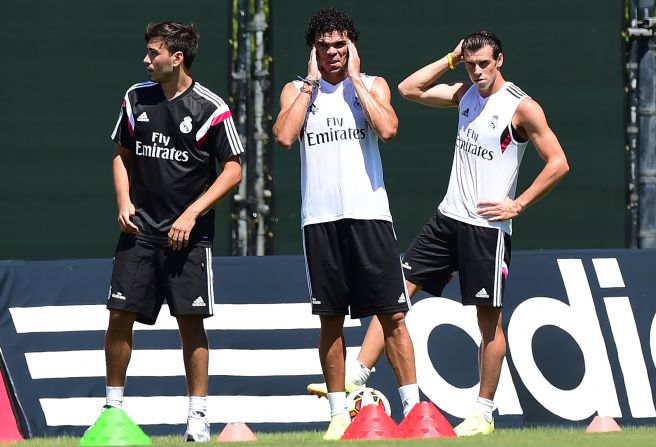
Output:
[378, 311, 408, 335]
[107, 309, 137, 332]
[476, 307, 504, 342]
[319, 315, 345, 338]
[177, 315, 205, 331]
[176, 315, 208, 343]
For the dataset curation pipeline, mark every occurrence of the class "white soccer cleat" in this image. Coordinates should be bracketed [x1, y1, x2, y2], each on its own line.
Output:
[454, 411, 494, 437]
[184, 411, 211, 442]
[323, 413, 351, 440]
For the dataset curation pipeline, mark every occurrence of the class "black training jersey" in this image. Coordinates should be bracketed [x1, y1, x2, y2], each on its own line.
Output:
[111, 80, 244, 246]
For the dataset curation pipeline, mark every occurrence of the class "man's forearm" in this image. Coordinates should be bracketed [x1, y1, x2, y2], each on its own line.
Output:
[112, 152, 132, 207]
[187, 160, 242, 218]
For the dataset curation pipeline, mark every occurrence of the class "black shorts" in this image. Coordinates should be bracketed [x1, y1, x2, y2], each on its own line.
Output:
[402, 211, 510, 307]
[107, 234, 214, 325]
[303, 219, 410, 319]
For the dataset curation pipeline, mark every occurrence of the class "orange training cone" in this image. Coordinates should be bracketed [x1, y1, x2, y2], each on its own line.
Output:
[396, 401, 456, 439]
[586, 416, 622, 433]
[217, 422, 257, 442]
[341, 402, 399, 440]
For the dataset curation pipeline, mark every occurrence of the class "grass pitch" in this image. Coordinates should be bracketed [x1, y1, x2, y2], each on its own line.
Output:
[15, 426, 656, 447]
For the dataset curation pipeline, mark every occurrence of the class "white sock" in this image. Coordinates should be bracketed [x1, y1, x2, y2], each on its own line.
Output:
[398, 384, 420, 417]
[189, 395, 207, 416]
[347, 360, 371, 386]
[105, 386, 124, 409]
[474, 396, 494, 423]
[326, 392, 348, 417]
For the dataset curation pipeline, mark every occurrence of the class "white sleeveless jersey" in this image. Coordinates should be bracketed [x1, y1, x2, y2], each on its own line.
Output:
[296, 75, 392, 227]
[438, 82, 530, 235]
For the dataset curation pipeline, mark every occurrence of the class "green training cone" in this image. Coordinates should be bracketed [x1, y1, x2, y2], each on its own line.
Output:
[80, 407, 151, 446]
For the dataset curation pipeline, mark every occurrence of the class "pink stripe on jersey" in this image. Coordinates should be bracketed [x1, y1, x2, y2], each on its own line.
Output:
[211, 111, 232, 126]
[122, 99, 135, 137]
[500, 133, 511, 153]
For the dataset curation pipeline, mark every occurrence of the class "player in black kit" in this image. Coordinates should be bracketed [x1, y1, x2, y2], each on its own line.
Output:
[99, 21, 243, 442]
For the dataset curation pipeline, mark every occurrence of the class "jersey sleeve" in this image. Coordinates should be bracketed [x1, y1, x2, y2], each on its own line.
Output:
[110, 94, 135, 150]
[196, 106, 245, 162]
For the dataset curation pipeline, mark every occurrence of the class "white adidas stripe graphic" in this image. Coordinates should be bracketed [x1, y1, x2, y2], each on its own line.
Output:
[9, 303, 364, 426]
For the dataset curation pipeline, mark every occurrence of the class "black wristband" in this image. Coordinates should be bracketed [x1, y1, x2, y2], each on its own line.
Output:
[297, 75, 320, 89]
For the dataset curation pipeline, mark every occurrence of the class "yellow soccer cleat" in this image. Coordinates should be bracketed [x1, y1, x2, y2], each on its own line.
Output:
[322, 414, 351, 440]
[307, 380, 364, 398]
[454, 411, 494, 437]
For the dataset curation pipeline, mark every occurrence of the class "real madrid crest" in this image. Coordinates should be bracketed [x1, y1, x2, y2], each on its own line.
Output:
[179, 116, 193, 134]
[353, 95, 362, 110]
[489, 115, 499, 130]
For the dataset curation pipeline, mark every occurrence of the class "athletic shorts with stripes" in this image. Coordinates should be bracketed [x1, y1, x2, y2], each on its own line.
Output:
[107, 233, 215, 325]
[303, 219, 410, 319]
[402, 211, 511, 307]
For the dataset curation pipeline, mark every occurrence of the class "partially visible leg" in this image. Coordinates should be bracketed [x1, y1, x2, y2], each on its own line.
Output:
[477, 306, 505, 400]
[178, 315, 210, 442]
[319, 315, 351, 440]
[104, 309, 137, 408]
[454, 306, 504, 436]
[319, 315, 346, 395]
[377, 312, 416, 385]
[308, 314, 375, 397]
[377, 311, 418, 416]
[177, 315, 209, 397]
[356, 315, 384, 369]
[353, 280, 422, 378]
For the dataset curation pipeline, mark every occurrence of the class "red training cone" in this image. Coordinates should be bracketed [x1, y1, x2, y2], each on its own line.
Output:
[217, 422, 257, 442]
[586, 416, 621, 433]
[0, 367, 22, 443]
[396, 401, 456, 439]
[341, 402, 399, 440]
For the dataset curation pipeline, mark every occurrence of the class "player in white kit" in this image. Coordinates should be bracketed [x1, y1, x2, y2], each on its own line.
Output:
[309, 30, 570, 436]
[273, 7, 419, 440]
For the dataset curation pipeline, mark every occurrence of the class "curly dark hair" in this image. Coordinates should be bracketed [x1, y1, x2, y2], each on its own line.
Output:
[462, 30, 503, 59]
[304, 8, 359, 46]
[145, 21, 199, 69]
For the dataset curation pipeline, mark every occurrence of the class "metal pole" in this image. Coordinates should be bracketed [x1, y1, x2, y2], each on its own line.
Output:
[637, 0, 656, 247]
[249, 0, 271, 255]
[626, 0, 640, 247]
[230, 0, 251, 255]
[625, 0, 656, 248]
[229, 0, 273, 255]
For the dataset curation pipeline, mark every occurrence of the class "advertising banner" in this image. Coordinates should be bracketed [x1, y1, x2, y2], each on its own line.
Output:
[0, 250, 654, 437]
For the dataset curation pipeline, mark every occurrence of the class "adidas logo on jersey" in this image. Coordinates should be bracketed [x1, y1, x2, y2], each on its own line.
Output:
[111, 291, 126, 301]
[398, 294, 406, 304]
[402, 262, 412, 270]
[137, 112, 150, 122]
[192, 296, 206, 307]
[461, 108, 470, 117]
[475, 288, 490, 299]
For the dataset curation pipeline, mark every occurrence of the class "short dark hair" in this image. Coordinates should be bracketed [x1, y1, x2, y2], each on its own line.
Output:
[305, 8, 359, 46]
[462, 30, 503, 59]
[144, 21, 199, 69]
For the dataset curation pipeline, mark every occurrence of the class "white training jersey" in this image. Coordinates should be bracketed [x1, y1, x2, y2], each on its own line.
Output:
[438, 82, 530, 235]
[295, 75, 392, 227]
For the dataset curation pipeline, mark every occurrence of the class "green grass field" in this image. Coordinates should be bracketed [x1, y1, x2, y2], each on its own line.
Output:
[14, 427, 656, 447]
